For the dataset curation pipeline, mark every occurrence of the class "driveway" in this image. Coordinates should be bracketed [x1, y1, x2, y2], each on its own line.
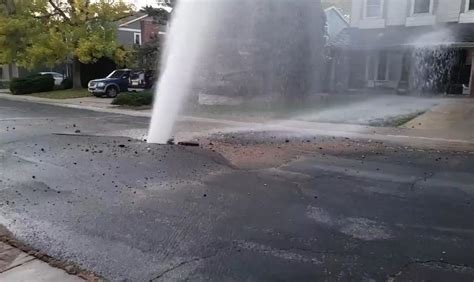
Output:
[404, 98, 474, 141]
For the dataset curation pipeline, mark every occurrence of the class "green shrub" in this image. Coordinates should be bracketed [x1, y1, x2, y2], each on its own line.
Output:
[60, 78, 73, 90]
[10, 74, 55, 95]
[112, 91, 154, 107]
[0, 81, 9, 89]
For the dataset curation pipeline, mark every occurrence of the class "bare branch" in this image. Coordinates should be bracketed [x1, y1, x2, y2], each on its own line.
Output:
[33, 12, 60, 19]
[47, 0, 71, 23]
[88, 13, 134, 23]
[84, 0, 91, 21]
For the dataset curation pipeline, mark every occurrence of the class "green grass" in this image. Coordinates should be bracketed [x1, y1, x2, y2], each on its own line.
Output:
[380, 112, 425, 127]
[29, 89, 91, 99]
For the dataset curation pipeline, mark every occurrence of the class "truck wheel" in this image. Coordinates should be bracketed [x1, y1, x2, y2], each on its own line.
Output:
[106, 86, 118, 98]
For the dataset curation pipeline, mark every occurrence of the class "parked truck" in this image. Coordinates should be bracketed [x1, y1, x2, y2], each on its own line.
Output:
[88, 69, 154, 98]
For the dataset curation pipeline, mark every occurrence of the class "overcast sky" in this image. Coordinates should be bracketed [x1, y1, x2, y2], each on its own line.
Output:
[128, 0, 160, 9]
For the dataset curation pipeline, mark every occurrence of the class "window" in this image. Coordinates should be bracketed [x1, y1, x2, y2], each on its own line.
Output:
[107, 70, 130, 79]
[134, 32, 142, 45]
[365, 0, 382, 18]
[0, 67, 3, 80]
[469, 0, 474, 11]
[413, 0, 430, 14]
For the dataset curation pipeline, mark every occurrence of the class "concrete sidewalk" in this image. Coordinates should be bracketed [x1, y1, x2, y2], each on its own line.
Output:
[0, 93, 151, 117]
[0, 242, 83, 281]
[403, 98, 474, 141]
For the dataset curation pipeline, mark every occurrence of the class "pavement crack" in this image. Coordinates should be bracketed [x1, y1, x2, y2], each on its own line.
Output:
[151, 253, 219, 281]
[409, 172, 435, 191]
[412, 260, 474, 272]
[0, 257, 37, 273]
[388, 259, 474, 281]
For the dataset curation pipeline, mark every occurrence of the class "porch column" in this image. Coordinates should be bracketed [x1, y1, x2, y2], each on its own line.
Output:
[2, 65, 10, 80]
[470, 50, 474, 98]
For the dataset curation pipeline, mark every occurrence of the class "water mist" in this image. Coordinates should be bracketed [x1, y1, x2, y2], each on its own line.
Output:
[148, 0, 326, 143]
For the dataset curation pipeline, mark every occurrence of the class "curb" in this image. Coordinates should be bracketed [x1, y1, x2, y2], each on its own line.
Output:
[0, 225, 102, 281]
[0, 93, 151, 118]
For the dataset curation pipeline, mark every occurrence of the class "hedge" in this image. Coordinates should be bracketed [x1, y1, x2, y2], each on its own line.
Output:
[60, 78, 73, 90]
[10, 74, 55, 95]
[112, 91, 154, 107]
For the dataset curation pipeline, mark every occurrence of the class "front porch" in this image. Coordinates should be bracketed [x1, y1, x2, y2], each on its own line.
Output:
[328, 47, 473, 96]
[328, 24, 474, 97]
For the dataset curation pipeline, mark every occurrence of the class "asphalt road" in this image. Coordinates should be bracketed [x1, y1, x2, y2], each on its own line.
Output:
[1, 99, 474, 281]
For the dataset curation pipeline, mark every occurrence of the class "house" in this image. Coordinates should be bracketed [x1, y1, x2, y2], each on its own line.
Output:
[325, 6, 350, 39]
[0, 64, 18, 84]
[328, 0, 474, 97]
[118, 13, 149, 46]
[0, 12, 164, 87]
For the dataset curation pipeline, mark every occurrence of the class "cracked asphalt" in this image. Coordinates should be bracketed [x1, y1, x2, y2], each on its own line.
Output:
[1, 99, 474, 281]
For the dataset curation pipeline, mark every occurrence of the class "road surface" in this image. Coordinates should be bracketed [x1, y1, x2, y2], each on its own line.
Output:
[0, 99, 473, 281]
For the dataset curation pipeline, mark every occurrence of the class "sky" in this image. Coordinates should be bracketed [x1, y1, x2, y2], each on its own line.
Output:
[128, 0, 161, 9]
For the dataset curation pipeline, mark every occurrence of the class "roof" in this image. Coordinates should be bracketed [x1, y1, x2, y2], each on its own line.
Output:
[118, 12, 148, 27]
[330, 23, 474, 50]
[324, 6, 350, 38]
[324, 6, 349, 25]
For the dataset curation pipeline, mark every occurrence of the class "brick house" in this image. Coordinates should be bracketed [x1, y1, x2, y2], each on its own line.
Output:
[328, 0, 474, 97]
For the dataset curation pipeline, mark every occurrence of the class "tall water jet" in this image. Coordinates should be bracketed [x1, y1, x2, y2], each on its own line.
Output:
[148, 0, 326, 144]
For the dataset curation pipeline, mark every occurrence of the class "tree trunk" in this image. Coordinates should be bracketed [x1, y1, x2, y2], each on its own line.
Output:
[72, 57, 82, 89]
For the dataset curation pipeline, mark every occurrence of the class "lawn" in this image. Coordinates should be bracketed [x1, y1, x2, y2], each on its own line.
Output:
[29, 89, 91, 99]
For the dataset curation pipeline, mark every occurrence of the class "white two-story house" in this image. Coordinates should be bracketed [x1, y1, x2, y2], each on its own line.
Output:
[329, 0, 474, 96]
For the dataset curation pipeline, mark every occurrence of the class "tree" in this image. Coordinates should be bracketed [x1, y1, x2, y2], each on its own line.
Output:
[0, 0, 134, 88]
[157, 0, 177, 8]
[131, 3, 173, 72]
[131, 35, 161, 71]
[141, 5, 171, 25]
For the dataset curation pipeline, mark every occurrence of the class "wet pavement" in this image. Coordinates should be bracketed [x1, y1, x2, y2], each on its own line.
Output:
[1, 99, 474, 281]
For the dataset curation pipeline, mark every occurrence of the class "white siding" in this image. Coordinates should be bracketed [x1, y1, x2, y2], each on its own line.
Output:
[352, 0, 465, 28]
[386, 0, 408, 26]
[406, 15, 436, 26]
[358, 18, 385, 28]
[436, 0, 462, 22]
[460, 12, 474, 23]
[459, 0, 474, 23]
[351, 0, 363, 27]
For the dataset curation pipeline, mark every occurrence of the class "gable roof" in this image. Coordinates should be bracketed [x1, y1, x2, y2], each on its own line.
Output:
[118, 12, 148, 27]
[324, 6, 349, 25]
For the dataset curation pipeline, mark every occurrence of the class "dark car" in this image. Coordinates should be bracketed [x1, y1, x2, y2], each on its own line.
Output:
[88, 69, 154, 98]
[88, 69, 132, 98]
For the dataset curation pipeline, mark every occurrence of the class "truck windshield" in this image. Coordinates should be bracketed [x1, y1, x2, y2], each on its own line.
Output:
[107, 71, 128, 79]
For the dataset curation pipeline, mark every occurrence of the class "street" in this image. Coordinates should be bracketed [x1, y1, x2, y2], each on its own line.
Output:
[1, 99, 474, 281]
